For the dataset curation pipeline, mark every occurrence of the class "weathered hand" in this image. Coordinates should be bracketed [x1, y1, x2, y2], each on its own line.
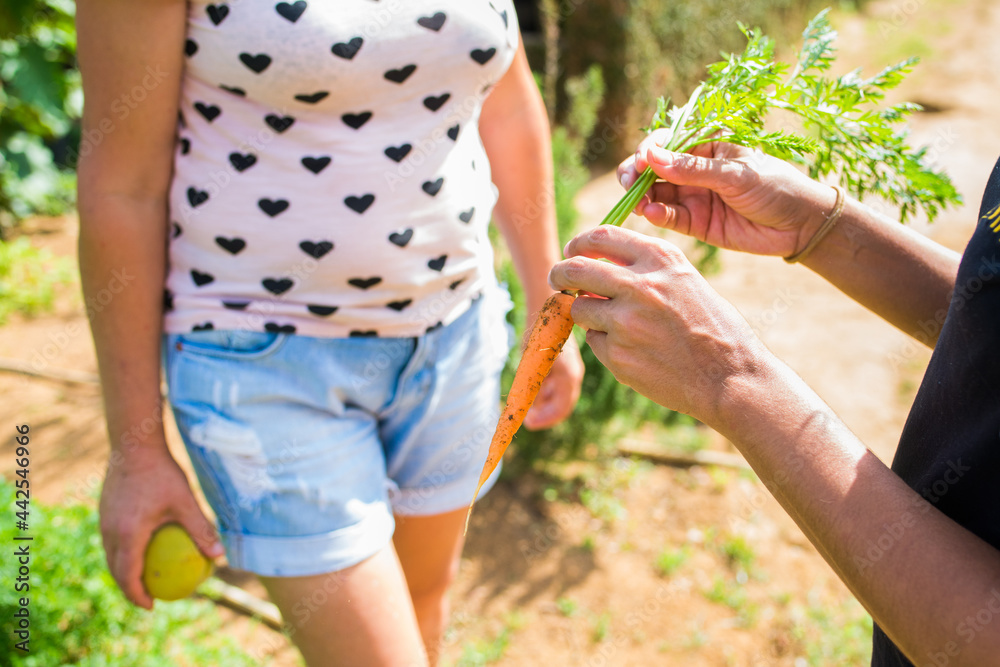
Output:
[618, 131, 839, 258]
[99, 445, 224, 608]
[548, 226, 769, 426]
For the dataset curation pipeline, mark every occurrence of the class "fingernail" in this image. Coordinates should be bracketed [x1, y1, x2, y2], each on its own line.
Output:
[208, 542, 225, 558]
[620, 172, 631, 189]
[648, 147, 672, 165]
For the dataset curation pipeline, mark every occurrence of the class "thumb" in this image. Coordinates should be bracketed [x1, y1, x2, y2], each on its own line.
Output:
[178, 506, 225, 561]
[645, 146, 749, 195]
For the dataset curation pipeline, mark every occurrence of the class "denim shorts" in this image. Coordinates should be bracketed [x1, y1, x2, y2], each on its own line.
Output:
[163, 290, 512, 577]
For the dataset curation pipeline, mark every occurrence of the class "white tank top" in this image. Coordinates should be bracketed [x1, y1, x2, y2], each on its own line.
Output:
[165, 0, 518, 337]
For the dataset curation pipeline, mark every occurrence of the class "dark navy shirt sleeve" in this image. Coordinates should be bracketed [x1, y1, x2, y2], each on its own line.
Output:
[871, 156, 1000, 666]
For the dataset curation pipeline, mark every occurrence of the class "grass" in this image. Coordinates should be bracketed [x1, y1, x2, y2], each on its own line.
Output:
[591, 612, 612, 643]
[792, 597, 874, 665]
[654, 546, 690, 577]
[456, 628, 511, 667]
[0, 236, 75, 324]
[704, 576, 759, 628]
[454, 611, 527, 666]
[0, 481, 267, 667]
[556, 597, 580, 618]
[717, 534, 756, 573]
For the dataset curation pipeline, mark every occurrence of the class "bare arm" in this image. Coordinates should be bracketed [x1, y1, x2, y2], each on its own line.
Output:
[479, 40, 583, 429]
[719, 354, 1000, 666]
[77, 0, 222, 608]
[800, 196, 960, 344]
[621, 138, 961, 345]
[550, 226, 1000, 666]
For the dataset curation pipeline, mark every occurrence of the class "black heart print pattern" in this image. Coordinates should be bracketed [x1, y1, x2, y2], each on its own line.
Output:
[417, 12, 446, 31]
[422, 178, 444, 196]
[191, 270, 215, 286]
[384, 65, 417, 84]
[187, 187, 209, 207]
[387, 299, 412, 311]
[262, 277, 294, 294]
[471, 48, 497, 65]
[207, 3, 229, 25]
[331, 37, 363, 60]
[350, 330, 379, 338]
[215, 236, 246, 254]
[258, 198, 290, 217]
[299, 240, 333, 258]
[193, 322, 215, 331]
[423, 94, 450, 112]
[240, 53, 272, 73]
[275, 1, 306, 22]
[229, 152, 257, 171]
[388, 229, 413, 247]
[384, 144, 412, 162]
[195, 102, 221, 122]
[344, 194, 375, 213]
[348, 277, 382, 290]
[295, 91, 329, 104]
[168, 1, 517, 337]
[341, 112, 372, 129]
[301, 156, 331, 173]
[265, 114, 295, 133]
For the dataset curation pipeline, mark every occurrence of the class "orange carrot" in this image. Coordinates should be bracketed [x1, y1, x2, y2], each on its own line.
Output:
[466, 291, 576, 530]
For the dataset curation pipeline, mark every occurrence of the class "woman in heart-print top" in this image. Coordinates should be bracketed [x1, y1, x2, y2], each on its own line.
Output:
[76, 0, 583, 663]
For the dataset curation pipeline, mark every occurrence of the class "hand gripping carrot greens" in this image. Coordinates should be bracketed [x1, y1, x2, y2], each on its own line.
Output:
[467, 9, 961, 526]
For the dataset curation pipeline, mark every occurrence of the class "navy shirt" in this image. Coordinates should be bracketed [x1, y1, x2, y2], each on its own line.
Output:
[871, 157, 1000, 665]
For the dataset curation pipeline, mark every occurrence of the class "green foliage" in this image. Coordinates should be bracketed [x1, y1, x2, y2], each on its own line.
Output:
[0, 236, 75, 324]
[603, 9, 962, 228]
[654, 546, 690, 577]
[558, 0, 849, 162]
[792, 598, 873, 665]
[0, 0, 80, 231]
[456, 628, 511, 666]
[0, 481, 266, 666]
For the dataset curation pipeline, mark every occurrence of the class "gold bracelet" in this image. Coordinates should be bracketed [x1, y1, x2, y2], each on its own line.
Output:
[784, 184, 846, 264]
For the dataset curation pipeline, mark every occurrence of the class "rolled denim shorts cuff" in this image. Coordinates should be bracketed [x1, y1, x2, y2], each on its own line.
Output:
[390, 462, 501, 517]
[220, 506, 395, 577]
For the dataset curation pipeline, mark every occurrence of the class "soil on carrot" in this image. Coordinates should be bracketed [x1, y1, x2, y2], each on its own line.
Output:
[2, 0, 998, 664]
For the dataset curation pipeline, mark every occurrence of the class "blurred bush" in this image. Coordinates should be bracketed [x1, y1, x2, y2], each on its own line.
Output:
[0, 0, 80, 234]
[0, 236, 74, 324]
[553, 0, 865, 163]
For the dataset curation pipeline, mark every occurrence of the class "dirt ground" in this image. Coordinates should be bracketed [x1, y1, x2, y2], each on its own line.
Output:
[3, 0, 999, 664]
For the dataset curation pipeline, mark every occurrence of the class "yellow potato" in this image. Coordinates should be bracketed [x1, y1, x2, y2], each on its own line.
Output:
[142, 524, 213, 601]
